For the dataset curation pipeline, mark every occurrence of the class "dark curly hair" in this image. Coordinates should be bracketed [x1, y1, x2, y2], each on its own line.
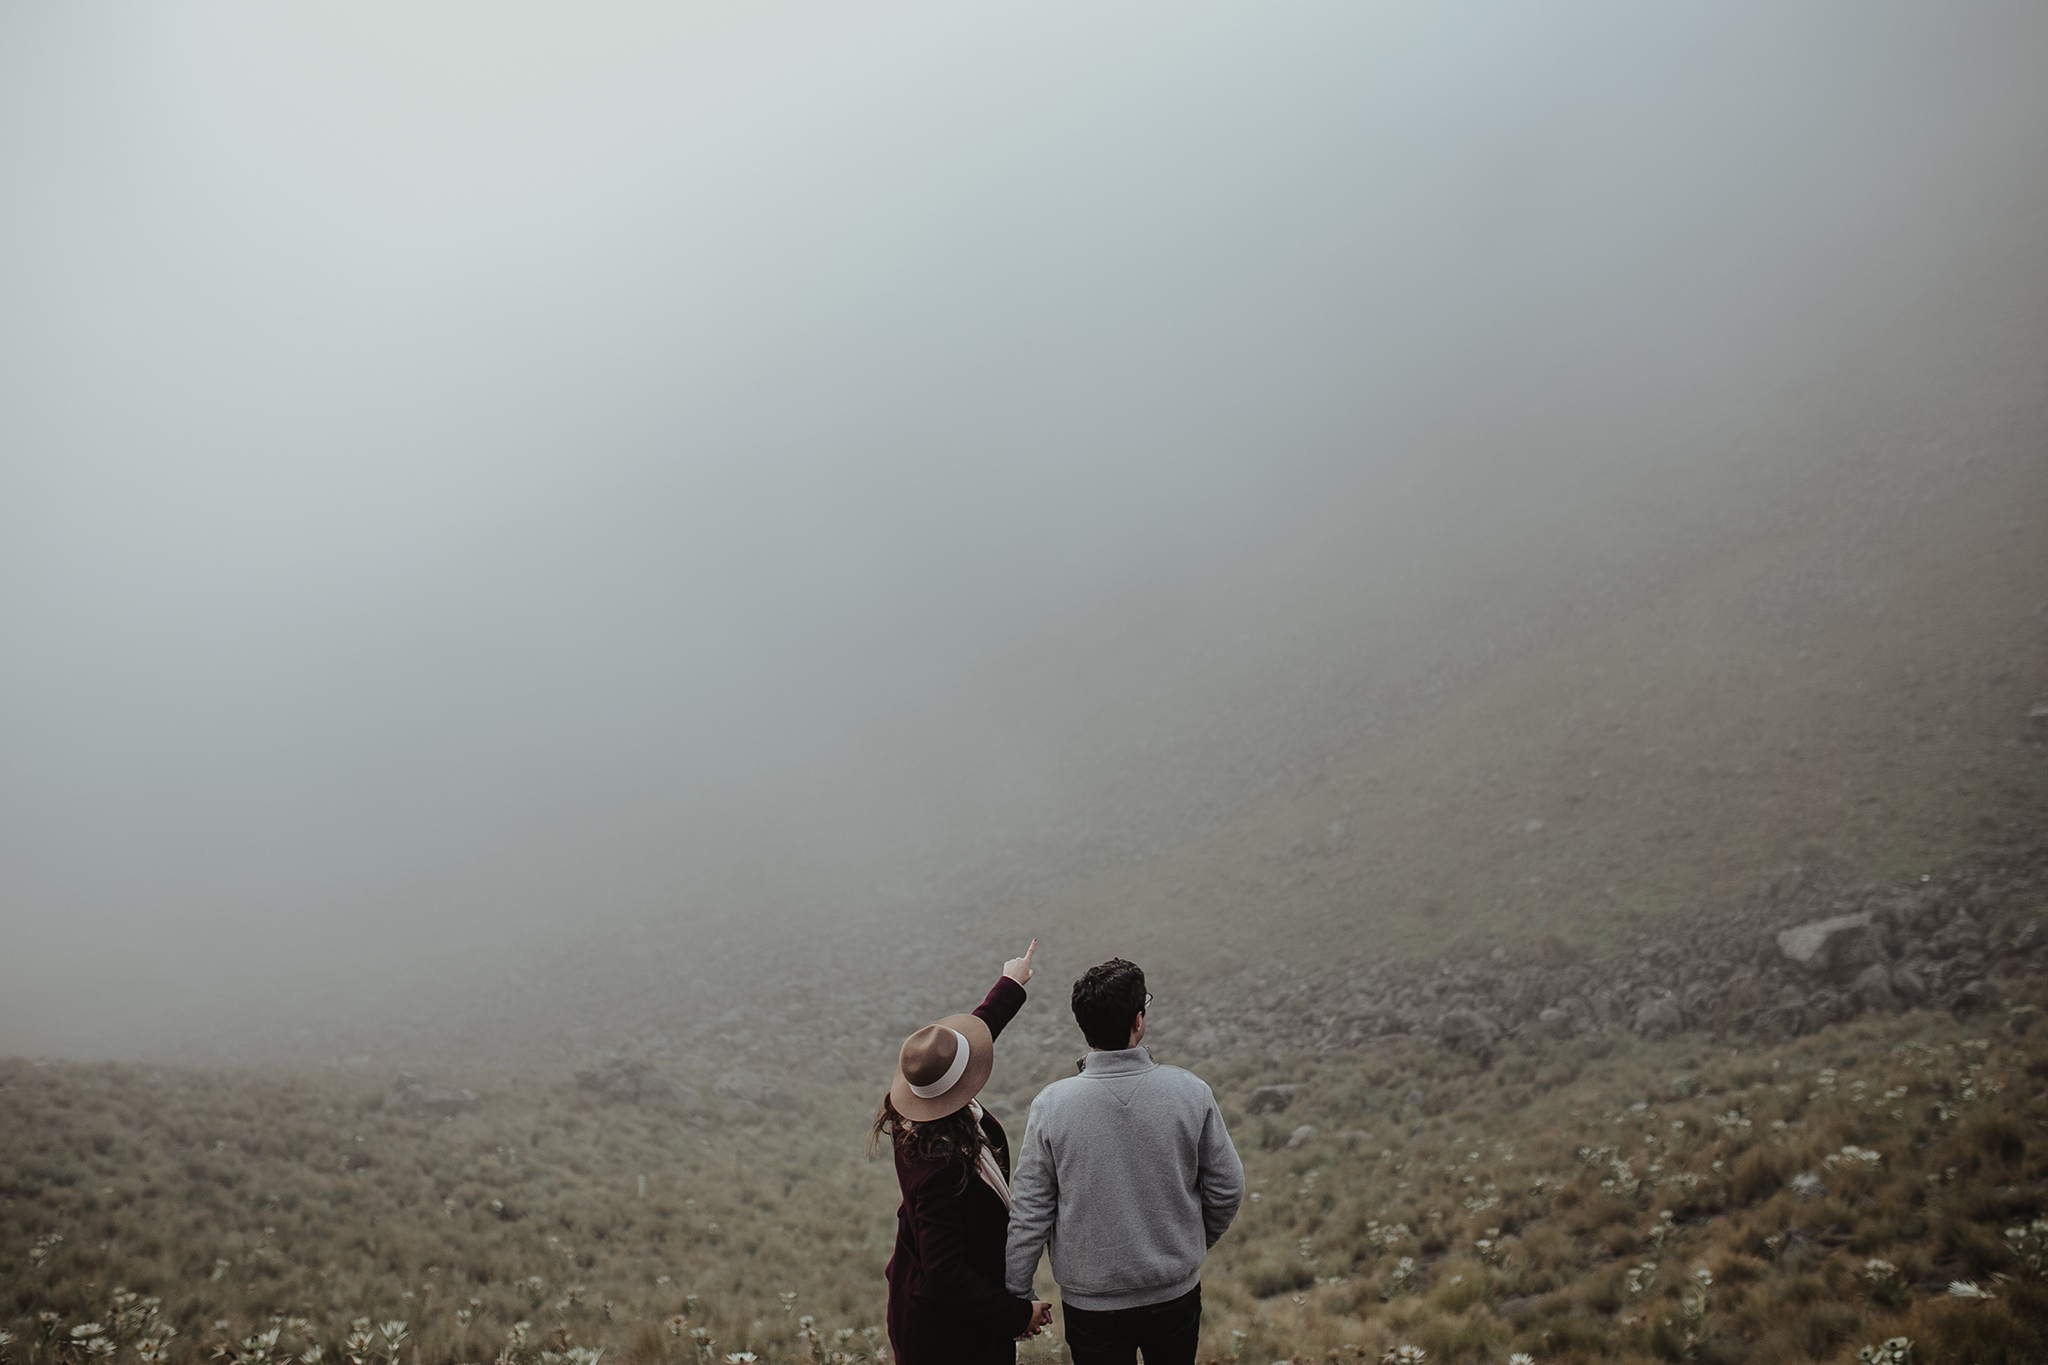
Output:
[868, 1094, 985, 1194]
[1072, 958, 1146, 1050]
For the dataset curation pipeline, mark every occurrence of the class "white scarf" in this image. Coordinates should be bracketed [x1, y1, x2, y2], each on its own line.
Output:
[965, 1099, 1012, 1209]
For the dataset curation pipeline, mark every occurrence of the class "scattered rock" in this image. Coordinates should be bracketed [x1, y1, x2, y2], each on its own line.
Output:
[1807, 989, 1854, 1027]
[1789, 1172, 1826, 1200]
[1632, 996, 1684, 1041]
[1948, 978, 1998, 1016]
[391, 1073, 480, 1116]
[1438, 1009, 1502, 1063]
[1749, 1003, 1805, 1040]
[1850, 964, 1897, 1012]
[1246, 1084, 1300, 1115]
[1929, 915, 1986, 960]
[576, 1059, 702, 1108]
[2007, 920, 2048, 957]
[1285, 1124, 1318, 1149]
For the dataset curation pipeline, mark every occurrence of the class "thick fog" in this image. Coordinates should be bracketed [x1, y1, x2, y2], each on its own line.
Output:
[3, 3, 2045, 1060]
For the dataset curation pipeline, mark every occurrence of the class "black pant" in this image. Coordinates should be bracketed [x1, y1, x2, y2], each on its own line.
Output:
[1061, 1285, 1201, 1365]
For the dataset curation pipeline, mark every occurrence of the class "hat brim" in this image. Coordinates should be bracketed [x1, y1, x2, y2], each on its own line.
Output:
[888, 1013, 995, 1121]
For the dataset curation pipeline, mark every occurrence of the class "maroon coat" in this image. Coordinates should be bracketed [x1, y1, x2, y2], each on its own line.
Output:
[885, 975, 1035, 1365]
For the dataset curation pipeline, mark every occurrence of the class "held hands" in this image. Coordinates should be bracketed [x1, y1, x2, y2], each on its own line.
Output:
[1018, 1301, 1053, 1339]
[1002, 939, 1038, 987]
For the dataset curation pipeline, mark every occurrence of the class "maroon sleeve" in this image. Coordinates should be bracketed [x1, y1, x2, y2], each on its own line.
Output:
[902, 1169, 1036, 1335]
[973, 975, 1027, 1041]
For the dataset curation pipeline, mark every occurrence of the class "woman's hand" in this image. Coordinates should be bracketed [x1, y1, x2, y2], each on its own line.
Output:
[1025, 1301, 1053, 1337]
[1002, 939, 1038, 987]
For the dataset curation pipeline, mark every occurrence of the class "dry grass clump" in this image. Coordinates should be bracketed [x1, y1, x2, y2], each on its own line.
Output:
[5, 975, 2046, 1363]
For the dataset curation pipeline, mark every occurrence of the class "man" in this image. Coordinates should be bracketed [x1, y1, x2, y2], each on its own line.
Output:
[1004, 958, 1244, 1365]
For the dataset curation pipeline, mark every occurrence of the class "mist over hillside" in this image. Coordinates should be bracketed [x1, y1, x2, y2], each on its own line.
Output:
[2, 3, 2046, 1065]
[126, 250, 2048, 1066]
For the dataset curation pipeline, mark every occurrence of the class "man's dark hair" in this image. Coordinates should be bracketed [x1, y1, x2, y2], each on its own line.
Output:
[1072, 958, 1147, 1050]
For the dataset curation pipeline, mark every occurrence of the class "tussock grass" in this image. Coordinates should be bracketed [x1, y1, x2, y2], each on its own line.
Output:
[5, 987, 2046, 1364]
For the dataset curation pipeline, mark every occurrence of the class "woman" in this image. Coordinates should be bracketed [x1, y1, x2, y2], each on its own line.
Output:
[875, 941, 1054, 1364]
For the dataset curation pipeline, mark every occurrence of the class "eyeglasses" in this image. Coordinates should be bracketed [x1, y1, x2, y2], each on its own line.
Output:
[1140, 991, 1154, 1012]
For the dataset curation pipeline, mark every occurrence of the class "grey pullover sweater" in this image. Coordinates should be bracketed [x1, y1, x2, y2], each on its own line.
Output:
[1003, 1047, 1244, 1310]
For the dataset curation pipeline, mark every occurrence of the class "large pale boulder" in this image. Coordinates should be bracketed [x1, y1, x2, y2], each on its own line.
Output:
[1776, 913, 1877, 980]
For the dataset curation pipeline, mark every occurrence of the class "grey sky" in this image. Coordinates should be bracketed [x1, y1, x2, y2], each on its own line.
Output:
[3, 3, 2044, 1056]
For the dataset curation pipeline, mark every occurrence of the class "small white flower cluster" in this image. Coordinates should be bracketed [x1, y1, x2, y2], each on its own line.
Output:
[1363, 1220, 1412, 1250]
[1382, 1257, 1418, 1299]
[2004, 1217, 2048, 1275]
[1823, 1145, 1881, 1170]
[1856, 1336, 1913, 1364]
[69, 1324, 116, 1361]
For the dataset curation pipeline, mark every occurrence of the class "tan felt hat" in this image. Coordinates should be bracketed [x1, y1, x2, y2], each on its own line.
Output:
[888, 1013, 994, 1121]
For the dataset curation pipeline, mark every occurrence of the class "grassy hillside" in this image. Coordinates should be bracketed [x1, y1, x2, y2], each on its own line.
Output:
[6, 969, 2046, 1364]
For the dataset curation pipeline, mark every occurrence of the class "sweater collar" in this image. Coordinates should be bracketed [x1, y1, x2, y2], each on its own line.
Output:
[1077, 1045, 1156, 1076]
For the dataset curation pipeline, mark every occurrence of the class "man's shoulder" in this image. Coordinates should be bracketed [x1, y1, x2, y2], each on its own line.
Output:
[1149, 1062, 1217, 1102]
[1027, 1074, 1090, 1111]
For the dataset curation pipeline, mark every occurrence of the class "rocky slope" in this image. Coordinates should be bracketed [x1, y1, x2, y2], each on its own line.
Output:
[564, 845, 2045, 1084]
